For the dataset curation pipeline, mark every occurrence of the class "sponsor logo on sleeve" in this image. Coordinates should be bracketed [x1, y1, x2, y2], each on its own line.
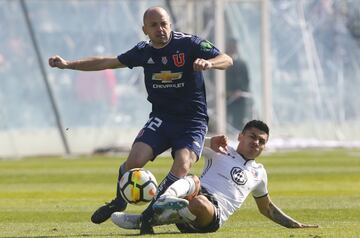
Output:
[200, 40, 214, 52]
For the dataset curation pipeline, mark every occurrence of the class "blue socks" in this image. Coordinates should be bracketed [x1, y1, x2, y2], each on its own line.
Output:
[115, 163, 127, 205]
[141, 172, 180, 224]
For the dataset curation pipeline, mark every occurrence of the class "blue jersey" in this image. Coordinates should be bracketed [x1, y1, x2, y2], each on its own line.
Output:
[117, 31, 220, 122]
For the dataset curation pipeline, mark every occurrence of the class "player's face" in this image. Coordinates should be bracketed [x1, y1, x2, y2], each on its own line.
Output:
[237, 127, 268, 160]
[142, 9, 172, 48]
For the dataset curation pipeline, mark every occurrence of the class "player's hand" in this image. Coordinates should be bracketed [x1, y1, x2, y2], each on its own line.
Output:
[292, 222, 319, 228]
[193, 58, 212, 71]
[210, 135, 228, 154]
[49, 55, 68, 69]
[298, 223, 319, 228]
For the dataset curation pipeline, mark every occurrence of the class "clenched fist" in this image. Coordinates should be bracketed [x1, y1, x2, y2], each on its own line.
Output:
[193, 58, 213, 71]
[48, 55, 68, 69]
[210, 135, 228, 154]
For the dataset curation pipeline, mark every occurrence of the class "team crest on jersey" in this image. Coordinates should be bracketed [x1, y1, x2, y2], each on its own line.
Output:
[231, 167, 248, 185]
[161, 56, 168, 65]
[172, 53, 185, 67]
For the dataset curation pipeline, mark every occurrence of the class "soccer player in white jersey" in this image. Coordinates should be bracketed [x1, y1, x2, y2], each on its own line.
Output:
[111, 120, 318, 233]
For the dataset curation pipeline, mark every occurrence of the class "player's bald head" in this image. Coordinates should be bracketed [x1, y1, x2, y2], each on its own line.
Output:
[143, 7, 171, 25]
[142, 7, 172, 48]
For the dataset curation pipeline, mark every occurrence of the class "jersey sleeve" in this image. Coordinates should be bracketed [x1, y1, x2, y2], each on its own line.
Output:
[117, 41, 146, 69]
[201, 147, 216, 159]
[191, 36, 221, 60]
[252, 166, 269, 198]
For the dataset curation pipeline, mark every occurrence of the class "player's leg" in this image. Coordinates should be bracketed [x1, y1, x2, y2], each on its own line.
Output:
[115, 142, 154, 198]
[111, 212, 141, 230]
[175, 194, 220, 233]
[111, 209, 187, 230]
[139, 151, 202, 234]
[91, 142, 154, 224]
[148, 194, 216, 230]
[157, 175, 200, 199]
[92, 116, 169, 224]
[166, 119, 207, 200]
[153, 175, 203, 224]
[111, 195, 215, 231]
[187, 195, 215, 227]
[151, 175, 200, 225]
[140, 150, 197, 233]
[111, 182, 215, 231]
[140, 120, 207, 234]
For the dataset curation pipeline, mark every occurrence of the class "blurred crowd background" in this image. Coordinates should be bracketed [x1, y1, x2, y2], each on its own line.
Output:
[0, 0, 359, 157]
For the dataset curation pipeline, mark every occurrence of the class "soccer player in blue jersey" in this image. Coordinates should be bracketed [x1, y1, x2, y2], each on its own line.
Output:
[49, 6, 233, 234]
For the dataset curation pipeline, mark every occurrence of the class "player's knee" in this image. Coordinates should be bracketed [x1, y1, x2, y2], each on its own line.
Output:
[190, 175, 201, 195]
[125, 156, 143, 169]
[125, 155, 148, 170]
[171, 160, 192, 177]
[189, 195, 215, 227]
[126, 143, 153, 169]
[184, 175, 201, 200]
[189, 195, 212, 216]
[172, 150, 197, 176]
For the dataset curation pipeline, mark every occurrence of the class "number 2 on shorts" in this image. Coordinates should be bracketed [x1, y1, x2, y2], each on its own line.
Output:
[146, 117, 163, 131]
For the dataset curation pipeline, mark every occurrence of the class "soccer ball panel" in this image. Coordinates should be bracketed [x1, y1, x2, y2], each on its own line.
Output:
[142, 180, 158, 201]
[119, 168, 158, 205]
[119, 172, 129, 188]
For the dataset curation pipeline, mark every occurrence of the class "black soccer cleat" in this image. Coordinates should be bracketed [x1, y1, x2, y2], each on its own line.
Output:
[140, 220, 154, 235]
[139, 213, 154, 235]
[91, 199, 127, 224]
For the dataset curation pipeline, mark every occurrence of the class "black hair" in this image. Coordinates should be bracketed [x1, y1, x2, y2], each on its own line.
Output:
[242, 120, 269, 136]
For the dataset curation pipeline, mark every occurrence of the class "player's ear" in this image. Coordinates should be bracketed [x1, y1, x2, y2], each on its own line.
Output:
[142, 26, 147, 36]
[238, 132, 243, 142]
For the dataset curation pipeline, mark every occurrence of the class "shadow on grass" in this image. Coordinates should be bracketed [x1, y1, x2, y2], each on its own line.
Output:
[2, 231, 181, 238]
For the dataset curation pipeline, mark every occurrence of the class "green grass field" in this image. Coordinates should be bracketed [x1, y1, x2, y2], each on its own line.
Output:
[1, 149, 360, 237]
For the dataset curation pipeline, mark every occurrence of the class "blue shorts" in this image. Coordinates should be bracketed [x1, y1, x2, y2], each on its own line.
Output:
[134, 116, 208, 160]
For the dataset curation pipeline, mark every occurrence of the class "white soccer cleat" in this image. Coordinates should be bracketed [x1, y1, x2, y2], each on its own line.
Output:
[152, 196, 190, 224]
[111, 197, 190, 230]
[153, 196, 189, 213]
[111, 212, 140, 229]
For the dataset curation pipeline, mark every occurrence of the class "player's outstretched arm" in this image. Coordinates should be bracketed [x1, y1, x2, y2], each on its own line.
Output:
[255, 195, 319, 228]
[193, 53, 233, 71]
[48, 55, 125, 71]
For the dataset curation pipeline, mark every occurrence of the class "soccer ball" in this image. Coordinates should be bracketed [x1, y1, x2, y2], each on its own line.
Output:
[119, 168, 158, 205]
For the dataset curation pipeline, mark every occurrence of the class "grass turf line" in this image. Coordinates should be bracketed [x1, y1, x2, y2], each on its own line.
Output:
[0, 149, 359, 237]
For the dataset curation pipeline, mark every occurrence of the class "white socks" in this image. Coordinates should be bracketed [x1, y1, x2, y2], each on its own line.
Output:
[162, 176, 196, 198]
[160, 176, 198, 222]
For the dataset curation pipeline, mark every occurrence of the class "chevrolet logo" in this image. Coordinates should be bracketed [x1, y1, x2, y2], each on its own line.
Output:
[152, 71, 182, 83]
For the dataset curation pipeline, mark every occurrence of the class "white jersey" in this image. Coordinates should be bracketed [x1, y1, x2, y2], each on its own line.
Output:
[200, 147, 268, 226]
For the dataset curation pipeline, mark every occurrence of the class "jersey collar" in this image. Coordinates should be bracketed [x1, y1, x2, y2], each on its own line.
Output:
[239, 153, 255, 166]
